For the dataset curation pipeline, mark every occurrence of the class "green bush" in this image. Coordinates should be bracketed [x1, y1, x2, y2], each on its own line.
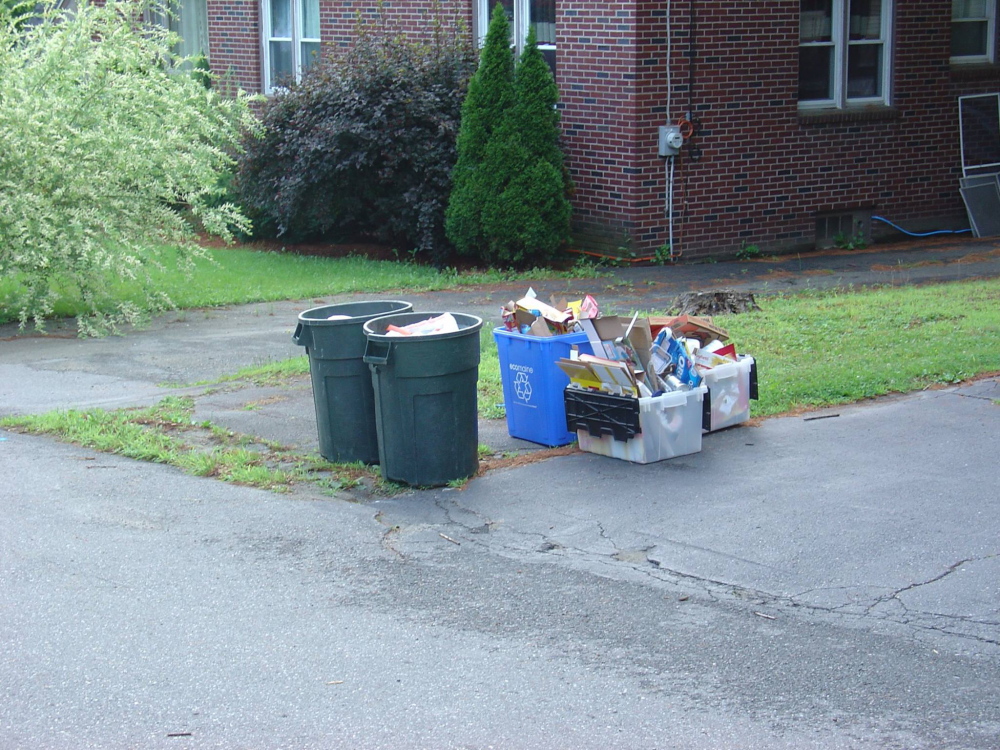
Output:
[446, 11, 572, 267]
[0, 0, 255, 335]
[444, 2, 514, 257]
[480, 26, 571, 265]
[234, 7, 476, 265]
[1, 0, 32, 29]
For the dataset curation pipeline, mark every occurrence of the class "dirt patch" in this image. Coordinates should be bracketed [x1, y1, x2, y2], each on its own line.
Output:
[955, 248, 1000, 263]
[757, 269, 796, 281]
[477, 445, 579, 476]
[243, 394, 290, 409]
[870, 261, 945, 271]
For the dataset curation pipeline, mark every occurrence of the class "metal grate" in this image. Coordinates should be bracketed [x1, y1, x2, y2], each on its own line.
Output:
[815, 212, 871, 248]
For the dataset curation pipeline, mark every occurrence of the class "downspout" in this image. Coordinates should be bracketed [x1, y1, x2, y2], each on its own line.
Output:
[665, 0, 677, 261]
[657, 0, 689, 261]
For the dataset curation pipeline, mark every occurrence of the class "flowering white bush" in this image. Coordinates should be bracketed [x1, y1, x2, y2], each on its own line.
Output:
[0, 0, 257, 335]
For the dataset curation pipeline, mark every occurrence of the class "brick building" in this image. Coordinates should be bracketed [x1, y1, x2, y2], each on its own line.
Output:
[176, 0, 1000, 259]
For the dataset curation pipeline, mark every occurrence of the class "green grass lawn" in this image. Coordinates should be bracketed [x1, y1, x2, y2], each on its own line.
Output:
[710, 280, 1000, 416]
[221, 278, 1000, 421]
[0, 243, 598, 325]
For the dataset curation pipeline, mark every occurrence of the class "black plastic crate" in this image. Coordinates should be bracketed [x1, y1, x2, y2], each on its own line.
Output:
[564, 387, 642, 442]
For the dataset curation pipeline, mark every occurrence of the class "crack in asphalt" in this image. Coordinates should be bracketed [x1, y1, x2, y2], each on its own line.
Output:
[392, 496, 1000, 647]
[373, 510, 405, 559]
[955, 392, 998, 402]
[864, 557, 977, 616]
[595, 520, 616, 549]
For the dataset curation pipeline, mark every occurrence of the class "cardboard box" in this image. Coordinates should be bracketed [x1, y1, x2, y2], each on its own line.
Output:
[566, 385, 707, 464]
[647, 315, 729, 344]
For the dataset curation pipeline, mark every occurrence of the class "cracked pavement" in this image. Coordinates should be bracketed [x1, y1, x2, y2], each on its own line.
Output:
[374, 380, 1000, 654]
[3, 243, 1000, 748]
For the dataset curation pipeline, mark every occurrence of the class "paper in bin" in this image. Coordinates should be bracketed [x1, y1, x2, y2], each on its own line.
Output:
[385, 313, 460, 336]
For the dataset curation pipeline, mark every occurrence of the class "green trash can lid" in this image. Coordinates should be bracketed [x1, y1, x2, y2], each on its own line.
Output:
[298, 300, 412, 326]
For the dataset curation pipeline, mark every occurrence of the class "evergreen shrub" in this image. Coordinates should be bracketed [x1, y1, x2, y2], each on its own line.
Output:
[446, 9, 572, 267]
[444, 2, 514, 258]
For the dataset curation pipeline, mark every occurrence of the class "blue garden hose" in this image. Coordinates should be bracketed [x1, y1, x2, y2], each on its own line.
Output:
[872, 215, 972, 237]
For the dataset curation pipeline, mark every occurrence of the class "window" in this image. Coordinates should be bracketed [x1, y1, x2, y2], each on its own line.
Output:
[262, 0, 320, 94]
[147, 0, 209, 65]
[952, 0, 995, 63]
[799, 0, 892, 108]
[477, 0, 556, 73]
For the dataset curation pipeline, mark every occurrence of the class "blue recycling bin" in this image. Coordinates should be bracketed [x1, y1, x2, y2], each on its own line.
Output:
[493, 328, 594, 447]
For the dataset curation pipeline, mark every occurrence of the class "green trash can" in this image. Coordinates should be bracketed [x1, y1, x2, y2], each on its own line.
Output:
[292, 300, 412, 464]
[363, 312, 483, 487]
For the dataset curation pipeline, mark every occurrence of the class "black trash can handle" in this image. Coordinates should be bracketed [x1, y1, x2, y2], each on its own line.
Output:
[363, 338, 392, 368]
[292, 322, 311, 348]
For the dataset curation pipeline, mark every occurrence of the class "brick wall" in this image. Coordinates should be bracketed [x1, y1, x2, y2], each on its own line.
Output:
[202, 0, 1000, 258]
[208, 0, 261, 92]
[614, 0, 1000, 258]
[207, 0, 471, 94]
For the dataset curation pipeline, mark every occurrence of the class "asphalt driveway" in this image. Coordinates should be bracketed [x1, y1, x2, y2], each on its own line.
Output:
[2, 239, 999, 748]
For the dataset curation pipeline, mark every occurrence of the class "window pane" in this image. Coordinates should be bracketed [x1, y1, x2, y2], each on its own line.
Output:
[174, 0, 209, 59]
[301, 40, 320, 68]
[952, 20, 989, 55]
[799, 45, 834, 100]
[847, 43, 882, 98]
[801, 0, 833, 43]
[540, 46, 555, 75]
[953, 0, 988, 20]
[849, 0, 882, 40]
[492, 0, 515, 47]
[301, 0, 319, 40]
[270, 39, 293, 84]
[531, 0, 555, 45]
[270, 0, 291, 38]
[497, 0, 514, 27]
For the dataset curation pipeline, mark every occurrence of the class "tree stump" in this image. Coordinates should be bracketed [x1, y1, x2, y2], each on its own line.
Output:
[671, 289, 761, 316]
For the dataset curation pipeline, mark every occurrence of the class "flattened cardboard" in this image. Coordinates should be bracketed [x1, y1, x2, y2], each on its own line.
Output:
[648, 314, 730, 344]
[556, 359, 604, 391]
[529, 316, 552, 337]
[579, 318, 620, 359]
[579, 353, 638, 395]
[628, 318, 654, 376]
[515, 296, 571, 326]
[592, 316, 626, 341]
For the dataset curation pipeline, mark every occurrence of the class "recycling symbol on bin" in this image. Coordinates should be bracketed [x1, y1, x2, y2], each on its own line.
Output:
[513, 371, 533, 402]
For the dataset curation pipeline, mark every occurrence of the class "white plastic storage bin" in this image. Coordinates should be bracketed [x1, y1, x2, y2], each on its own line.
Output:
[701, 355, 756, 432]
[574, 386, 707, 464]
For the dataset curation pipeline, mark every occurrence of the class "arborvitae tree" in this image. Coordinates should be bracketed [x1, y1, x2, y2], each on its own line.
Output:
[444, 2, 514, 256]
[479, 25, 571, 265]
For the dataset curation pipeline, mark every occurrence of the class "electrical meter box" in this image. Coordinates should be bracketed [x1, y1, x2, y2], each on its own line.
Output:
[658, 125, 683, 157]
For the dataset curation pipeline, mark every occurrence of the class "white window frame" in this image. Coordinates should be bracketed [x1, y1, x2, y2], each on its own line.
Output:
[261, 0, 320, 95]
[951, 0, 996, 64]
[799, 0, 893, 110]
[475, 0, 555, 63]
